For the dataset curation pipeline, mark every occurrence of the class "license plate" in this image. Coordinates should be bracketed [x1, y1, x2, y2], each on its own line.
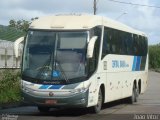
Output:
[45, 100, 57, 104]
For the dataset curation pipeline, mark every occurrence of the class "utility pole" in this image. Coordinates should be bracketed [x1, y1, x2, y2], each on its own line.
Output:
[93, 0, 97, 15]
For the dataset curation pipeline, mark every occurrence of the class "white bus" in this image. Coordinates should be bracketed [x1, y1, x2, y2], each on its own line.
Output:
[17, 15, 148, 113]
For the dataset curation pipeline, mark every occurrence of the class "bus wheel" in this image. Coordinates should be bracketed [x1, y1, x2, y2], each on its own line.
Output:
[91, 89, 103, 113]
[135, 86, 139, 102]
[128, 84, 138, 104]
[38, 106, 50, 113]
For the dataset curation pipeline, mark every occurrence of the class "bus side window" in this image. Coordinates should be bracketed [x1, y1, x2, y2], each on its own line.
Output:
[144, 37, 148, 55]
[102, 28, 107, 59]
[133, 34, 139, 56]
[128, 34, 134, 55]
[120, 32, 126, 54]
[102, 27, 112, 59]
[125, 33, 133, 55]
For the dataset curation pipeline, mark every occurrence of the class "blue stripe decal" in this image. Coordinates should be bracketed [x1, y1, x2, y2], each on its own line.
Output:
[132, 56, 137, 71]
[48, 85, 63, 89]
[136, 56, 141, 71]
[39, 85, 50, 89]
[138, 56, 142, 70]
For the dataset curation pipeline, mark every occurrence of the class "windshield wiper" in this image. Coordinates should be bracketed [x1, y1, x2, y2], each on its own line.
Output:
[36, 56, 52, 79]
[56, 61, 69, 84]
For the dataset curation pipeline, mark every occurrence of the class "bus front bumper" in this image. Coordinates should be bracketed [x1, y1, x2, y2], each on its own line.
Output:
[22, 90, 88, 108]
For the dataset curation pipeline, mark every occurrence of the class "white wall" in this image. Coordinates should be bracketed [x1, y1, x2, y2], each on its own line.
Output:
[0, 40, 22, 68]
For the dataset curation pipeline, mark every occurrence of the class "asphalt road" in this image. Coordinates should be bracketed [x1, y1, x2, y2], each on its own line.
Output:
[0, 71, 160, 120]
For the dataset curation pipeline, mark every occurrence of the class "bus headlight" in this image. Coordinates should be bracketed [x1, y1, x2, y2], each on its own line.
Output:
[71, 83, 91, 94]
[74, 87, 88, 93]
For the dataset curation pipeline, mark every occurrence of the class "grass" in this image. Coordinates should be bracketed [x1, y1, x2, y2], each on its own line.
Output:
[0, 25, 25, 41]
[0, 69, 22, 104]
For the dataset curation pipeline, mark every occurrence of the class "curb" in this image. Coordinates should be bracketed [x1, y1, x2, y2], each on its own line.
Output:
[150, 69, 160, 73]
[0, 102, 25, 110]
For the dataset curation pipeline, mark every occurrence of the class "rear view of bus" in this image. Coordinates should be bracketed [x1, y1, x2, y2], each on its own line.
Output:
[20, 15, 148, 113]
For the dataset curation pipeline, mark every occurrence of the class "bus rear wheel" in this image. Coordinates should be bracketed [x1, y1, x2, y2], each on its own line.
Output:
[38, 106, 50, 113]
[91, 89, 103, 113]
[128, 84, 139, 104]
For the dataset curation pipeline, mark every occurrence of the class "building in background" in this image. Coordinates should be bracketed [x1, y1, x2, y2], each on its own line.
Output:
[0, 39, 23, 68]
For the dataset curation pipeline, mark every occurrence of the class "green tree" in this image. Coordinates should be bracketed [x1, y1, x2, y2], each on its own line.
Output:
[16, 20, 22, 29]
[149, 44, 160, 69]
[9, 19, 16, 28]
[21, 20, 30, 32]
[8, 17, 38, 32]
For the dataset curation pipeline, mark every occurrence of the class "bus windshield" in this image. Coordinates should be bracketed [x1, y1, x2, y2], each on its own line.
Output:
[22, 30, 88, 84]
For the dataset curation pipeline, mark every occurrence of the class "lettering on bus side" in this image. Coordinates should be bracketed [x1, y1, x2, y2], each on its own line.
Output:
[112, 60, 129, 68]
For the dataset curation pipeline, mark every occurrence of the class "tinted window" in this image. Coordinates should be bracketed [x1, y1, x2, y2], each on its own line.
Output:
[102, 28, 112, 58]
[101, 27, 148, 59]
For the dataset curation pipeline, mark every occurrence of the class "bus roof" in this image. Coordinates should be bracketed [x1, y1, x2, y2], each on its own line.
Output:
[30, 15, 146, 36]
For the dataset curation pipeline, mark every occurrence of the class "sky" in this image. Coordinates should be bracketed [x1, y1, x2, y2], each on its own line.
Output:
[0, 0, 160, 45]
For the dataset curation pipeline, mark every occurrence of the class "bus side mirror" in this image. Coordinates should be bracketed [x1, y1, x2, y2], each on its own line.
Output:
[87, 36, 98, 58]
[14, 37, 24, 58]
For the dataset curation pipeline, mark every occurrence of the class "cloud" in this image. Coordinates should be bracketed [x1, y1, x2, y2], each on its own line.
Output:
[1, 0, 93, 14]
[97, 0, 160, 44]
[0, 0, 160, 44]
[0, 0, 93, 24]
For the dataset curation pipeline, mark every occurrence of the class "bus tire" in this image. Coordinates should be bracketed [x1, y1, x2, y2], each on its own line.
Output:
[135, 86, 139, 102]
[128, 84, 138, 104]
[38, 106, 50, 113]
[91, 89, 103, 113]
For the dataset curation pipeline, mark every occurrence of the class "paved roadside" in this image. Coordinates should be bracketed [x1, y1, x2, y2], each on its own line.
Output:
[0, 71, 160, 120]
